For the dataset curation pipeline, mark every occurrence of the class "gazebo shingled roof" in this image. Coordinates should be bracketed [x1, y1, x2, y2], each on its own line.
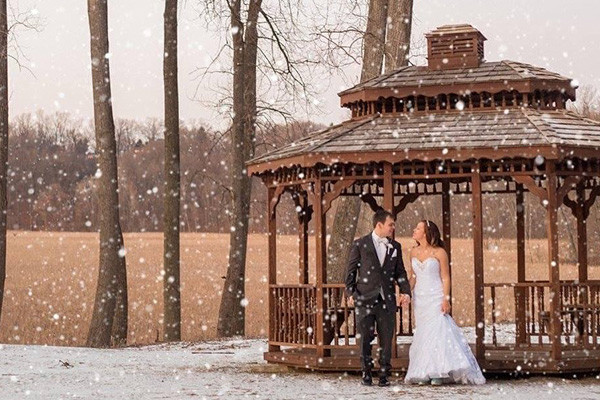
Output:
[338, 60, 573, 98]
[248, 23, 600, 374]
[248, 109, 600, 173]
[247, 23, 596, 175]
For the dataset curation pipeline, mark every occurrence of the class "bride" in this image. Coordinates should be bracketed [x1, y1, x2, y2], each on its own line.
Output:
[404, 220, 485, 385]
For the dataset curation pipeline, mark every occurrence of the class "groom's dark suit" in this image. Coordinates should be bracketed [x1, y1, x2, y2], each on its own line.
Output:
[345, 232, 411, 376]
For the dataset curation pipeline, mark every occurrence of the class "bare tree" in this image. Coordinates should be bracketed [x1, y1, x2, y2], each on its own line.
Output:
[384, 0, 412, 72]
[569, 85, 599, 120]
[217, 0, 262, 337]
[192, 0, 406, 334]
[163, 0, 181, 341]
[0, 0, 7, 326]
[86, 0, 128, 348]
[327, 0, 414, 283]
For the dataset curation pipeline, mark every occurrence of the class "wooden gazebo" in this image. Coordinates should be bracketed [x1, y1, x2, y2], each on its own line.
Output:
[247, 24, 600, 374]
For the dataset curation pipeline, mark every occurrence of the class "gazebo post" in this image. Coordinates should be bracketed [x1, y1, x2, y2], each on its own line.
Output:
[515, 183, 527, 345]
[471, 168, 485, 360]
[383, 162, 394, 212]
[267, 186, 279, 352]
[576, 183, 588, 283]
[314, 178, 328, 357]
[575, 182, 588, 345]
[546, 163, 562, 361]
[298, 191, 310, 284]
[441, 181, 452, 311]
[516, 184, 526, 282]
[383, 162, 397, 358]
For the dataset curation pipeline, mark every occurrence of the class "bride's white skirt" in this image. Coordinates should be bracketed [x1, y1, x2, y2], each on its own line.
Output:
[404, 291, 486, 385]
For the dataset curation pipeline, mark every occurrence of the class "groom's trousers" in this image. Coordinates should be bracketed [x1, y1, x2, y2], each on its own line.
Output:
[355, 295, 395, 376]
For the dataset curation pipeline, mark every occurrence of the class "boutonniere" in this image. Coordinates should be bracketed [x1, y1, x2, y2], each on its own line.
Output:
[385, 241, 393, 253]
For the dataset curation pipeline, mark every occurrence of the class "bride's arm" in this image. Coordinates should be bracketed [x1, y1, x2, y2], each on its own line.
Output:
[439, 249, 451, 314]
[407, 249, 416, 290]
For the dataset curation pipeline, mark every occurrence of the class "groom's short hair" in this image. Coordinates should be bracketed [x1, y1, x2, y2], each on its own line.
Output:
[373, 209, 395, 227]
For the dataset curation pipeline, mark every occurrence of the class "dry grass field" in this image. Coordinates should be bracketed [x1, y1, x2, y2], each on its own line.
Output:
[1, 231, 598, 347]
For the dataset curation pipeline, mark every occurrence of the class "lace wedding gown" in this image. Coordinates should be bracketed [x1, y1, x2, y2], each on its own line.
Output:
[404, 257, 486, 385]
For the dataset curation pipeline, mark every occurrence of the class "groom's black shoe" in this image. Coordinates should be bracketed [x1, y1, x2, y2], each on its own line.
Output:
[361, 370, 373, 386]
[378, 375, 390, 387]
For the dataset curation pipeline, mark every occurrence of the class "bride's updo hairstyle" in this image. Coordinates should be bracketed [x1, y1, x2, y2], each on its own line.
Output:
[420, 220, 445, 248]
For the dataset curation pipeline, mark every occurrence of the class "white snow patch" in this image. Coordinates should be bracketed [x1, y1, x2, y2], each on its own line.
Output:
[0, 338, 597, 399]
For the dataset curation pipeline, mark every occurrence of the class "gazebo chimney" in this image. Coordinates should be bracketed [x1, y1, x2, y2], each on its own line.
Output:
[426, 24, 486, 70]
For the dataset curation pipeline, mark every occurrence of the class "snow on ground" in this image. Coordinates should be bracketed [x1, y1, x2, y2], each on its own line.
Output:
[1, 339, 600, 400]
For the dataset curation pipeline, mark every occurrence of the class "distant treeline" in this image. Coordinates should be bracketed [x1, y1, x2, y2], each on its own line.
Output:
[7, 111, 320, 234]
[6, 110, 600, 245]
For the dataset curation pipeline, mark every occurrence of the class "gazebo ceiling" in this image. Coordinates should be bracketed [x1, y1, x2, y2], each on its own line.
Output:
[247, 109, 600, 175]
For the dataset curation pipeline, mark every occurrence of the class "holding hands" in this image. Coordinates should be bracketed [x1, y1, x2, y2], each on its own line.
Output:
[397, 293, 411, 308]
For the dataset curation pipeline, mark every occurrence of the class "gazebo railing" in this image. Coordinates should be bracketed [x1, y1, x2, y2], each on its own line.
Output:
[323, 284, 356, 347]
[269, 283, 414, 350]
[484, 281, 600, 349]
[269, 284, 317, 347]
[323, 284, 414, 348]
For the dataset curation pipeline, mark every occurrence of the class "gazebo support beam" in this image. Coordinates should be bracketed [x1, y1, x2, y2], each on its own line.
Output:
[576, 184, 588, 283]
[564, 182, 599, 283]
[383, 163, 394, 212]
[442, 182, 452, 313]
[471, 169, 485, 360]
[393, 193, 419, 217]
[513, 175, 547, 204]
[323, 179, 356, 214]
[584, 186, 600, 217]
[383, 162, 397, 358]
[267, 186, 279, 352]
[294, 192, 312, 284]
[546, 164, 562, 362]
[314, 178, 329, 357]
[516, 184, 526, 283]
[359, 192, 382, 212]
[515, 183, 527, 345]
[557, 176, 582, 204]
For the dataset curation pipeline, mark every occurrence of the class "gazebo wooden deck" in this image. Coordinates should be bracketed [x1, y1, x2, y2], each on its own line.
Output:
[247, 24, 600, 374]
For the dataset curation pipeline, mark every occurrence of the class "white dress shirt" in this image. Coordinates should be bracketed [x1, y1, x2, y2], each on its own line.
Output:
[371, 231, 388, 266]
[371, 231, 388, 300]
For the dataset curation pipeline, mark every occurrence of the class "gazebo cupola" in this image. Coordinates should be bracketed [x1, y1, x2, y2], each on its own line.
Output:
[339, 24, 575, 120]
[426, 23, 486, 69]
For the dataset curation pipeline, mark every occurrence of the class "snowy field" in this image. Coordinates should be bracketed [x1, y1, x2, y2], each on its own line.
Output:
[1, 339, 600, 399]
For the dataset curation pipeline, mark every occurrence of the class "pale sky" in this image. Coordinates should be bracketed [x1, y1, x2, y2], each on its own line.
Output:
[8, 0, 600, 130]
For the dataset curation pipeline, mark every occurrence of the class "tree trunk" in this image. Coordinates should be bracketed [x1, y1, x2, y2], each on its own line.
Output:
[385, 0, 413, 72]
[162, 0, 181, 342]
[559, 207, 578, 264]
[217, 0, 261, 337]
[326, 0, 389, 284]
[0, 0, 7, 326]
[361, 0, 388, 82]
[86, 0, 128, 348]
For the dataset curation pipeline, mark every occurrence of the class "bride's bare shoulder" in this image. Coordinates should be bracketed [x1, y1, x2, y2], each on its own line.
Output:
[434, 246, 448, 259]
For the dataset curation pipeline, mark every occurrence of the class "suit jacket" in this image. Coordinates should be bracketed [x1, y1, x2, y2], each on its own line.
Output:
[345, 233, 411, 312]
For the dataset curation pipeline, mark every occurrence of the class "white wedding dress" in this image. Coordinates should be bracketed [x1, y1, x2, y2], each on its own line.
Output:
[404, 257, 486, 385]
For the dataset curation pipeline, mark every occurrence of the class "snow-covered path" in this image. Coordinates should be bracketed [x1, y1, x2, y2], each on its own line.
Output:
[1, 339, 599, 399]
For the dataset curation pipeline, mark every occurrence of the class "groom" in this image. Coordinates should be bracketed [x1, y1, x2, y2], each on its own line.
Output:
[345, 209, 411, 386]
